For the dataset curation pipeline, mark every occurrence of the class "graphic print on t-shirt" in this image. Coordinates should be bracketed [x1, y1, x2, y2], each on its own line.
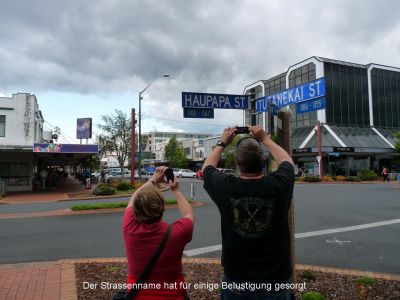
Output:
[231, 196, 274, 238]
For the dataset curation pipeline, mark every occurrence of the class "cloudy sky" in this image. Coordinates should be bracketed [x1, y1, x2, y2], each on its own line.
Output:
[1, 0, 399, 143]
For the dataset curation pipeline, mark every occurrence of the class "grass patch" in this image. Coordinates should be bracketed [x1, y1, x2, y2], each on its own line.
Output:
[106, 265, 121, 273]
[71, 202, 128, 211]
[115, 189, 135, 195]
[299, 270, 317, 281]
[358, 276, 377, 286]
[71, 198, 193, 211]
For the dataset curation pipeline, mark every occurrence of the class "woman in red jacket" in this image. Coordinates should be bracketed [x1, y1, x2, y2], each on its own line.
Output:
[122, 166, 194, 299]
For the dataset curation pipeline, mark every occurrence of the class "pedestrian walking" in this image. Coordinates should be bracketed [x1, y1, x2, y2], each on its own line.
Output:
[381, 166, 390, 182]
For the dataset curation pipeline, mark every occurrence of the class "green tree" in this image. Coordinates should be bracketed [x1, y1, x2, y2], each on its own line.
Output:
[96, 110, 131, 176]
[394, 131, 400, 152]
[223, 135, 242, 169]
[165, 137, 188, 168]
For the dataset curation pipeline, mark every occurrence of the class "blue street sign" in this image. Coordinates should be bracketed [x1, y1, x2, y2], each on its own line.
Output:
[183, 107, 214, 118]
[256, 77, 325, 111]
[182, 92, 248, 109]
[329, 152, 340, 157]
[296, 97, 326, 114]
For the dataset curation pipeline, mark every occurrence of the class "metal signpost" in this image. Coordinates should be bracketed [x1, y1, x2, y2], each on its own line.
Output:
[277, 110, 296, 294]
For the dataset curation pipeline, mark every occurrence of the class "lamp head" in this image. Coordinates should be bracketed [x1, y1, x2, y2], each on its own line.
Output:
[162, 74, 170, 78]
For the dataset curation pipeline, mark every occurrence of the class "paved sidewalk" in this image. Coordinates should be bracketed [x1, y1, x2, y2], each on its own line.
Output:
[1, 258, 400, 300]
[1, 176, 96, 204]
[0, 261, 76, 300]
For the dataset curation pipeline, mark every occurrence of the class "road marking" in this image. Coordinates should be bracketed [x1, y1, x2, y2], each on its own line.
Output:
[295, 218, 400, 238]
[325, 238, 351, 245]
[184, 245, 222, 257]
[184, 218, 400, 257]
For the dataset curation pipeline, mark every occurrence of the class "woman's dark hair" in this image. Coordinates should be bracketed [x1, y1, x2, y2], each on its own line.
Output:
[133, 185, 165, 223]
[236, 137, 264, 173]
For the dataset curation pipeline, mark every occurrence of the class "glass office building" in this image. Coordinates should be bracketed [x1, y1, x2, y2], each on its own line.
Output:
[243, 57, 400, 176]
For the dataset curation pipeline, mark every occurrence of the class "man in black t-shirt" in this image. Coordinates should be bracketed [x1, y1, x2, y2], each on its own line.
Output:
[202, 125, 294, 300]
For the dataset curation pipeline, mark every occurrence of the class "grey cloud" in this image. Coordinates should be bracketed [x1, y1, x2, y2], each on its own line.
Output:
[1, 0, 400, 133]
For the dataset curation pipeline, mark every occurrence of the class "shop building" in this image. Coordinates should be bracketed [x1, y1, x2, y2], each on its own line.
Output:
[243, 57, 400, 176]
[0, 93, 99, 192]
[0, 93, 45, 191]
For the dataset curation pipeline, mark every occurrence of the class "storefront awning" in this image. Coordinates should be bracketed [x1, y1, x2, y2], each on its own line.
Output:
[292, 125, 398, 152]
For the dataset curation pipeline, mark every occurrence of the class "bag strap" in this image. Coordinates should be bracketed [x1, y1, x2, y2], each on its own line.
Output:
[125, 223, 172, 300]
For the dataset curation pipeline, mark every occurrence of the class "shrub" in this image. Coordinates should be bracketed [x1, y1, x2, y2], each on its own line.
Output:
[358, 276, 377, 286]
[302, 291, 326, 300]
[304, 176, 321, 182]
[335, 175, 346, 181]
[299, 270, 317, 280]
[359, 169, 379, 181]
[93, 183, 116, 195]
[346, 176, 361, 182]
[134, 182, 145, 189]
[106, 177, 118, 185]
[322, 176, 334, 182]
[116, 181, 133, 191]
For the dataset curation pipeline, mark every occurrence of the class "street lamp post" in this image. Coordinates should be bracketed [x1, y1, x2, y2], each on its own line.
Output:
[137, 74, 170, 180]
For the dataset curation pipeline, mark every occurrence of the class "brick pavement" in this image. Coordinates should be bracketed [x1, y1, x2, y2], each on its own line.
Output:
[1, 258, 400, 300]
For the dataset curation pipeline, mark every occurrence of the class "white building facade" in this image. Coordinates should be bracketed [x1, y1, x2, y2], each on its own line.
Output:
[0, 93, 45, 191]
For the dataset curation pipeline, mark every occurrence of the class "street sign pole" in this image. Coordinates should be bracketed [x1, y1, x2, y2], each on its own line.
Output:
[317, 121, 323, 177]
[278, 109, 296, 292]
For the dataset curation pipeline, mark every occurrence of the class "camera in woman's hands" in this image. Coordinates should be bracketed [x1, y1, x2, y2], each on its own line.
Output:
[165, 168, 174, 183]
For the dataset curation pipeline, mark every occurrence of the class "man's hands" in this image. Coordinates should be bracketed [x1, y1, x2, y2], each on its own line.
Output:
[249, 125, 271, 143]
[220, 125, 270, 145]
[220, 127, 237, 146]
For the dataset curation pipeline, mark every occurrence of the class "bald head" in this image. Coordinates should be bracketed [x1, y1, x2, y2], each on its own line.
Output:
[236, 138, 264, 173]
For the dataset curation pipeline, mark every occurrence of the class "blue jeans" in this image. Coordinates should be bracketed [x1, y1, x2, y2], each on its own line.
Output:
[221, 275, 291, 300]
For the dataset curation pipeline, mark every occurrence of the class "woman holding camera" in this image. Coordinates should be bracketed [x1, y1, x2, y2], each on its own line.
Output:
[122, 166, 194, 299]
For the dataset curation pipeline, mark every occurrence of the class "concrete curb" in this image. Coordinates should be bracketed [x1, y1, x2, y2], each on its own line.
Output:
[0, 202, 205, 220]
[67, 257, 400, 281]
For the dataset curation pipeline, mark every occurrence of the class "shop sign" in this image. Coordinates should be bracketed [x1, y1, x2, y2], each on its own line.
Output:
[333, 147, 354, 152]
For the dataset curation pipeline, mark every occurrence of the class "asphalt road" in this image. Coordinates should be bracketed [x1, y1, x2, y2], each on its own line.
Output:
[1, 181, 399, 275]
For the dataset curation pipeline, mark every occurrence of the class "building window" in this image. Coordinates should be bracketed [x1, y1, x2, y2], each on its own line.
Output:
[324, 62, 370, 126]
[0, 115, 5, 137]
[371, 68, 400, 128]
[288, 63, 317, 129]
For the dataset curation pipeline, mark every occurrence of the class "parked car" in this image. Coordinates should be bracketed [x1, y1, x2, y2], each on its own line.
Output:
[91, 171, 101, 179]
[195, 170, 203, 179]
[174, 169, 196, 178]
[106, 170, 131, 180]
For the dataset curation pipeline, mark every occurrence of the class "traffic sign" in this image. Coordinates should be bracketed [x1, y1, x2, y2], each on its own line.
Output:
[256, 77, 325, 112]
[182, 92, 248, 109]
[183, 107, 214, 118]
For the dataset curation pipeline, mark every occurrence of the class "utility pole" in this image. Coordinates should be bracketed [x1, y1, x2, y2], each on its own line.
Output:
[130, 109, 136, 185]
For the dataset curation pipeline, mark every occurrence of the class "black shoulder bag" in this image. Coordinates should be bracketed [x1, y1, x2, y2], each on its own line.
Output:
[112, 224, 172, 300]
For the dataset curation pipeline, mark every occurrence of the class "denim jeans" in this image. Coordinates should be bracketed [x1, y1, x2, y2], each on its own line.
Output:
[221, 274, 291, 300]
